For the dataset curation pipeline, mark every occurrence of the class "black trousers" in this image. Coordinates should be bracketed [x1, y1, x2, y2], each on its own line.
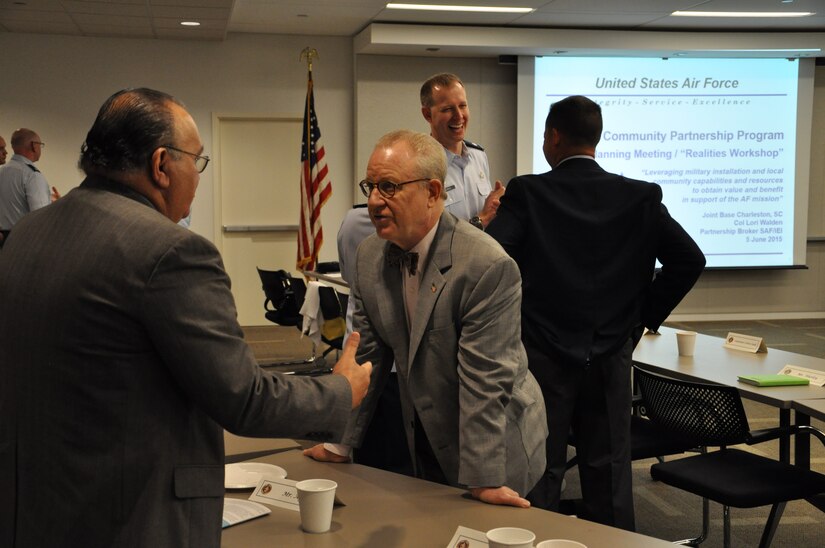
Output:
[353, 372, 446, 484]
[526, 338, 635, 532]
[353, 373, 414, 476]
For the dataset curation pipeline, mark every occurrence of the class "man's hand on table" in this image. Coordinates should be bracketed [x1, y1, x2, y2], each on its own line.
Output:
[303, 444, 351, 463]
[470, 486, 531, 508]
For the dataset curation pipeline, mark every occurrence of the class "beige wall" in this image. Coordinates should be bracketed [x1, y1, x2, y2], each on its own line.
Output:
[0, 31, 356, 266]
[354, 55, 516, 196]
[1, 31, 824, 320]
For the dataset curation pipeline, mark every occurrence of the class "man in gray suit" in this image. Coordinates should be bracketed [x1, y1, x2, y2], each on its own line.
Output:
[306, 130, 547, 506]
[0, 88, 372, 547]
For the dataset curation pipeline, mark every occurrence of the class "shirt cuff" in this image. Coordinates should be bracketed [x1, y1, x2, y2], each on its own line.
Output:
[323, 442, 351, 457]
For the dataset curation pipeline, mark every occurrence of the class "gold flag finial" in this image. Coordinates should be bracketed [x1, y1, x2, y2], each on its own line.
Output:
[299, 47, 319, 74]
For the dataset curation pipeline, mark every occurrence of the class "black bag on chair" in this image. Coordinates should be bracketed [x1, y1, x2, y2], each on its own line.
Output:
[259, 269, 305, 327]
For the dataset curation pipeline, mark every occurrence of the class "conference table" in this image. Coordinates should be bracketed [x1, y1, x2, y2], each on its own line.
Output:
[301, 269, 349, 291]
[633, 326, 825, 466]
[793, 398, 825, 422]
[222, 448, 674, 547]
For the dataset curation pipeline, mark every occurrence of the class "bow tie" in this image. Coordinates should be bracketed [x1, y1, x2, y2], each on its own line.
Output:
[386, 244, 419, 275]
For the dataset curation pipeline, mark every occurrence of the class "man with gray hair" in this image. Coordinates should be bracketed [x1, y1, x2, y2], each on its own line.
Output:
[0, 128, 59, 246]
[306, 129, 547, 507]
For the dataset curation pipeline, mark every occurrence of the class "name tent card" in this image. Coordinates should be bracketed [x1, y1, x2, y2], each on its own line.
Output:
[724, 332, 767, 353]
[249, 477, 300, 511]
[446, 525, 489, 548]
[248, 477, 347, 512]
[777, 365, 825, 387]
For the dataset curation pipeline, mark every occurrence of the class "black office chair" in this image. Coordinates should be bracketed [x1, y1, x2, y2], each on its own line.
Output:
[257, 268, 346, 363]
[256, 268, 316, 366]
[634, 364, 825, 548]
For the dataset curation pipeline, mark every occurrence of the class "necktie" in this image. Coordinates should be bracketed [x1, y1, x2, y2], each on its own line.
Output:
[386, 244, 419, 276]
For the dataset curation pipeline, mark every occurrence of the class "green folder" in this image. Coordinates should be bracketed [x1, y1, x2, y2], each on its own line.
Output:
[737, 374, 810, 387]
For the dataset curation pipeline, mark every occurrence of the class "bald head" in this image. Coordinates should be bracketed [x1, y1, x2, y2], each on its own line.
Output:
[11, 128, 43, 162]
[375, 129, 447, 194]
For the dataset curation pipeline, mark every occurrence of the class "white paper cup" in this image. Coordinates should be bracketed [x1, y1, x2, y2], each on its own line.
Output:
[486, 527, 536, 548]
[536, 540, 587, 548]
[676, 330, 697, 357]
[296, 479, 337, 533]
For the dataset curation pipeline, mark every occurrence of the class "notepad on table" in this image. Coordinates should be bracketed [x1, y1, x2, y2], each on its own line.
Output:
[737, 374, 810, 387]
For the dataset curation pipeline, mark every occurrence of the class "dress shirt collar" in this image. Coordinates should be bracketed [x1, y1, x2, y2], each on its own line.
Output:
[444, 141, 468, 163]
[408, 219, 440, 273]
[11, 154, 35, 167]
[556, 154, 595, 168]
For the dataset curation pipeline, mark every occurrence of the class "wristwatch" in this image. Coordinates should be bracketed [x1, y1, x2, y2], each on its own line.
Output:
[469, 215, 484, 231]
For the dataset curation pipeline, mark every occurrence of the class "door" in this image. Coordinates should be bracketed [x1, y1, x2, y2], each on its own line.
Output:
[214, 116, 303, 326]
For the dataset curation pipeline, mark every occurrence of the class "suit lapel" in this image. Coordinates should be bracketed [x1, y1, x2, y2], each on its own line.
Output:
[408, 213, 455, 367]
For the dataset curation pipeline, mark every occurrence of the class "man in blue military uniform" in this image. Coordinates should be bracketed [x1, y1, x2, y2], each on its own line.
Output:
[0, 128, 59, 246]
[420, 73, 504, 229]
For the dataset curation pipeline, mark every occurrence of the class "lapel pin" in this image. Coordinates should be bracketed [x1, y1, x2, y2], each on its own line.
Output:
[431, 283, 437, 293]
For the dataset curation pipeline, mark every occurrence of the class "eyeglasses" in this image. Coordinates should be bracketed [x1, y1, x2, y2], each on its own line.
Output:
[32, 141, 45, 148]
[359, 178, 428, 199]
[162, 145, 210, 173]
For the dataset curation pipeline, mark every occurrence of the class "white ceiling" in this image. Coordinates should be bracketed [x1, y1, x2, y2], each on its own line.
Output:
[0, 0, 823, 42]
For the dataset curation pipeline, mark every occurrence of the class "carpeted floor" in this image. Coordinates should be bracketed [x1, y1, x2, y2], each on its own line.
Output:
[243, 320, 825, 547]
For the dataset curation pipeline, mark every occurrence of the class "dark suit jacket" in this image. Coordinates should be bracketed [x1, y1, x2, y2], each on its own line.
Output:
[487, 158, 705, 364]
[0, 176, 352, 548]
[343, 212, 547, 495]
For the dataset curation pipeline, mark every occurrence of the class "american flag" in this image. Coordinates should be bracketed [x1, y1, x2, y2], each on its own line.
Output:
[296, 74, 332, 272]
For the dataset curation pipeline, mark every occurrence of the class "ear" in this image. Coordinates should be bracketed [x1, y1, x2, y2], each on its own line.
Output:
[426, 178, 443, 205]
[421, 106, 432, 123]
[150, 147, 172, 190]
[551, 127, 562, 146]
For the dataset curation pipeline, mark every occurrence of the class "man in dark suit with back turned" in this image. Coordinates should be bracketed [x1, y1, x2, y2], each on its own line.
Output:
[0, 88, 372, 548]
[487, 95, 705, 530]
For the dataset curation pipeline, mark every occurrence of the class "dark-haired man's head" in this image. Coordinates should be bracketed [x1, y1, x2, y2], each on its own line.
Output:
[543, 95, 602, 168]
[79, 88, 182, 176]
[79, 88, 205, 223]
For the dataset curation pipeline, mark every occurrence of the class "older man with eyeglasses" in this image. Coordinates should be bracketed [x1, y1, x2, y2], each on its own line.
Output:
[0, 88, 373, 548]
[0, 128, 60, 246]
[305, 129, 548, 508]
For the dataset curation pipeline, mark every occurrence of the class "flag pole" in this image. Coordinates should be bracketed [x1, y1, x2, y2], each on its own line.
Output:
[299, 47, 318, 73]
[300, 47, 317, 186]
[296, 47, 331, 273]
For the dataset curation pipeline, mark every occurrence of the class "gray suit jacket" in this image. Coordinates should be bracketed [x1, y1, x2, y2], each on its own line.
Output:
[0, 176, 352, 548]
[343, 212, 547, 495]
